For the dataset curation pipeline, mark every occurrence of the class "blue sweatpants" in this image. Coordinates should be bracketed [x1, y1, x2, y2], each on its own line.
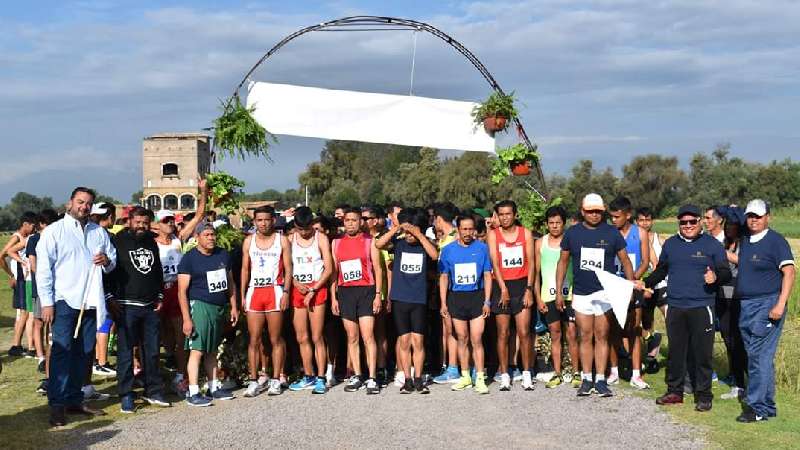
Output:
[739, 295, 785, 417]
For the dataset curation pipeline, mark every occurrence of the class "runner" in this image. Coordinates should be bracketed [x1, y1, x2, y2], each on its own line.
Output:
[556, 193, 634, 397]
[240, 206, 292, 397]
[287, 207, 333, 395]
[636, 207, 667, 373]
[177, 221, 239, 407]
[431, 202, 461, 384]
[487, 200, 535, 391]
[362, 206, 391, 385]
[88, 203, 117, 378]
[534, 206, 580, 389]
[376, 207, 437, 394]
[608, 196, 650, 389]
[439, 215, 492, 394]
[2, 211, 37, 357]
[331, 208, 384, 394]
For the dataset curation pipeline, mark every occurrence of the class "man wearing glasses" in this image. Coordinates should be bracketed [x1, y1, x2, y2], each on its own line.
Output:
[638, 205, 730, 412]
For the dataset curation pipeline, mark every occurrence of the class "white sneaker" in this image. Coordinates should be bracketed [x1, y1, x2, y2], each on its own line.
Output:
[607, 373, 620, 385]
[720, 386, 743, 400]
[267, 378, 282, 396]
[499, 373, 511, 391]
[535, 371, 555, 383]
[244, 381, 261, 397]
[393, 371, 406, 388]
[521, 371, 535, 391]
[629, 376, 650, 390]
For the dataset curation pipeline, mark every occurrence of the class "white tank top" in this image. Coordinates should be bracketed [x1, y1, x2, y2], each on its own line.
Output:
[157, 237, 183, 283]
[248, 233, 283, 289]
[291, 232, 324, 285]
[13, 232, 30, 281]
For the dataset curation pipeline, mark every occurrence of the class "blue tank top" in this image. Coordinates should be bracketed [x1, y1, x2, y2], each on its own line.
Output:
[616, 224, 641, 276]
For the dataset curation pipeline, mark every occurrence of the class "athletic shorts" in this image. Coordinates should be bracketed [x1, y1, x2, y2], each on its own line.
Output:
[186, 300, 224, 353]
[446, 290, 484, 321]
[24, 281, 34, 312]
[12, 285, 25, 310]
[98, 318, 114, 334]
[160, 282, 182, 318]
[629, 289, 644, 310]
[338, 285, 376, 321]
[572, 291, 613, 317]
[490, 278, 527, 315]
[291, 286, 328, 309]
[544, 301, 576, 324]
[245, 285, 284, 313]
[392, 301, 426, 335]
[31, 296, 42, 319]
[644, 287, 668, 308]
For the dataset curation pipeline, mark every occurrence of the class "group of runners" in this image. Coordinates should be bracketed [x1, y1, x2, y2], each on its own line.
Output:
[3, 184, 794, 427]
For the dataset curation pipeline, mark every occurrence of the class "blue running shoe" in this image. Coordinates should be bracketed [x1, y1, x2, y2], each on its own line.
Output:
[186, 393, 212, 407]
[594, 380, 614, 397]
[312, 377, 327, 394]
[433, 366, 460, 384]
[493, 371, 504, 383]
[511, 368, 523, 382]
[120, 393, 135, 414]
[289, 376, 316, 391]
[212, 388, 235, 400]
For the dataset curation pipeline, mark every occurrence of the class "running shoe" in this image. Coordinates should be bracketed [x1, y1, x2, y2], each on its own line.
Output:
[433, 366, 460, 384]
[7, 345, 24, 357]
[493, 371, 504, 383]
[521, 371, 536, 391]
[163, 354, 176, 372]
[606, 372, 619, 385]
[720, 386, 744, 400]
[344, 375, 364, 392]
[474, 377, 489, 395]
[23, 349, 36, 358]
[37, 379, 48, 395]
[365, 378, 380, 395]
[736, 406, 768, 423]
[212, 388, 235, 400]
[174, 379, 189, 398]
[37, 359, 46, 374]
[630, 376, 650, 390]
[414, 378, 430, 394]
[594, 380, 614, 397]
[82, 385, 110, 402]
[267, 378, 282, 396]
[289, 376, 316, 391]
[656, 392, 684, 405]
[499, 373, 511, 391]
[143, 393, 171, 407]
[394, 371, 406, 387]
[376, 368, 388, 387]
[571, 372, 581, 388]
[451, 376, 473, 391]
[244, 381, 261, 398]
[711, 371, 719, 383]
[577, 380, 593, 396]
[399, 379, 414, 394]
[546, 373, 563, 389]
[120, 393, 136, 414]
[93, 363, 116, 377]
[312, 377, 327, 394]
[186, 393, 212, 407]
[511, 368, 523, 382]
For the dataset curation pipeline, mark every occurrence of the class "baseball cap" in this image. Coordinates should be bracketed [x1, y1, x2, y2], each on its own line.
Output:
[90, 204, 108, 215]
[581, 193, 605, 210]
[676, 204, 701, 218]
[155, 209, 175, 222]
[745, 199, 769, 217]
[194, 219, 215, 235]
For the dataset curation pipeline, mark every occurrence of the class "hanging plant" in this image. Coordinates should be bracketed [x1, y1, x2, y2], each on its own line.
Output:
[206, 171, 245, 215]
[491, 143, 539, 184]
[472, 91, 519, 135]
[213, 95, 276, 161]
[213, 224, 245, 251]
[518, 193, 562, 235]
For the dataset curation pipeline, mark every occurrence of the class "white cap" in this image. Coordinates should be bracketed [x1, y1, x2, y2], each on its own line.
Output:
[581, 193, 605, 210]
[745, 199, 769, 217]
[212, 219, 227, 229]
[90, 204, 108, 215]
[155, 209, 175, 222]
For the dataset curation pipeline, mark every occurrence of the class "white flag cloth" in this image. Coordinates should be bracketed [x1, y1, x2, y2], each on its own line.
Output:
[593, 269, 634, 327]
[246, 82, 496, 152]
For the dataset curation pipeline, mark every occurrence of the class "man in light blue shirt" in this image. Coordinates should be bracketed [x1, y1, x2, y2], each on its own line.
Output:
[36, 187, 116, 427]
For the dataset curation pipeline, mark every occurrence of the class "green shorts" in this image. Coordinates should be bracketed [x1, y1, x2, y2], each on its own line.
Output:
[185, 300, 224, 353]
[25, 281, 34, 313]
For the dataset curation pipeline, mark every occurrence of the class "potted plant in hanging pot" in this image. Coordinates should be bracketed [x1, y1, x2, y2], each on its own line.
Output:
[206, 171, 246, 215]
[491, 143, 539, 183]
[472, 91, 519, 136]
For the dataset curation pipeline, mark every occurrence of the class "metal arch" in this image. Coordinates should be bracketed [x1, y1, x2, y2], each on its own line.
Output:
[231, 15, 548, 198]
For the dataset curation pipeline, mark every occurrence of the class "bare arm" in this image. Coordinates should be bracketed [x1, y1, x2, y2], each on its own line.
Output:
[0, 235, 20, 278]
[533, 238, 544, 307]
[439, 273, 449, 316]
[771, 264, 796, 320]
[281, 236, 293, 311]
[315, 233, 334, 289]
[227, 270, 239, 325]
[635, 227, 650, 279]
[240, 237, 251, 305]
[618, 248, 635, 281]
[487, 229, 506, 290]
[375, 225, 400, 249]
[178, 179, 208, 242]
[177, 274, 192, 336]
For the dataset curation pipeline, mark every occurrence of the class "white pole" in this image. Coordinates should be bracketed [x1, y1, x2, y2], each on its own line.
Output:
[305, 185, 309, 206]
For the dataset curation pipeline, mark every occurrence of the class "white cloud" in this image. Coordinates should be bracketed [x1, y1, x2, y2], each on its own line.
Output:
[0, 147, 137, 184]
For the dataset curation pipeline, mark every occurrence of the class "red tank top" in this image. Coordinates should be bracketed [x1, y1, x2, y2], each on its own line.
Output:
[333, 233, 374, 287]
[494, 226, 529, 281]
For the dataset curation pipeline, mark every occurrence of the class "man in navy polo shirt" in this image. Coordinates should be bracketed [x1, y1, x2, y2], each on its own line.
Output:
[639, 204, 731, 412]
[735, 199, 795, 423]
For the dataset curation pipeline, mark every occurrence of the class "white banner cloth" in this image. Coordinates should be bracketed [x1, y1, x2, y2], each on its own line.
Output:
[246, 82, 495, 152]
[593, 269, 634, 327]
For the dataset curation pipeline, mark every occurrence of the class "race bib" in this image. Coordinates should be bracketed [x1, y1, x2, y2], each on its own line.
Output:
[580, 247, 604, 271]
[252, 276, 274, 287]
[163, 264, 178, 276]
[340, 259, 363, 282]
[294, 271, 314, 284]
[454, 262, 478, 285]
[615, 254, 637, 273]
[207, 268, 228, 293]
[400, 252, 423, 274]
[500, 245, 524, 269]
[548, 279, 572, 297]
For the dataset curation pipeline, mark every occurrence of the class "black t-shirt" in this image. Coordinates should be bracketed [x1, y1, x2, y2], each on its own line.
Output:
[178, 247, 231, 306]
[561, 222, 626, 295]
[389, 238, 432, 304]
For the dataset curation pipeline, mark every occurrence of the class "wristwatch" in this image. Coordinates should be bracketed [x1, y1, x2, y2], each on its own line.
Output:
[526, 285, 533, 291]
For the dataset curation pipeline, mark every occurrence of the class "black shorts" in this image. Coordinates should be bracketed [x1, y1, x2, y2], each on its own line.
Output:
[544, 301, 576, 324]
[490, 278, 527, 315]
[338, 286, 376, 321]
[644, 287, 668, 308]
[629, 289, 644, 310]
[392, 301, 426, 335]
[12, 285, 25, 310]
[446, 291, 484, 321]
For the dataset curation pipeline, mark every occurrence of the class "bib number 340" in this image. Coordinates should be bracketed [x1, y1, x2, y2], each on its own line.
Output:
[207, 269, 228, 293]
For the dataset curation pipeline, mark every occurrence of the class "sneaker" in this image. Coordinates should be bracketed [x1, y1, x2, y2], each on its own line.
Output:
[120, 393, 135, 414]
[511, 368, 523, 382]
[414, 378, 430, 394]
[695, 399, 712, 412]
[174, 379, 189, 398]
[212, 388, 235, 400]
[656, 392, 684, 405]
[164, 354, 176, 371]
[736, 407, 768, 423]
[721, 386, 744, 400]
[365, 378, 380, 395]
[630, 376, 650, 390]
[37, 379, 48, 395]
[23, 349, 36, 358]
[399, 379, 414, 394]
[451, 376, 473, 391]
[244, 381, 261, 398]
[571, 372, 581, 388]
[376, 368, 388, 387]
[289, 376, 316, 391]
[267, 379, 282, 396]
[594, 380, 614, 397]
[82, 385, 111, 402]
[493, 371, 504, 383]
[37, 359, 46, 374]
[258, 374, 270, 390]
[433, 366, 460, 384]
[720, 374, 735, 387]
[186, 393, 212, 407]
[499, 373, 511, 391]
[474, 377, 489, 395]
[535, 371, 555, 383]
[546, 373, 563, 389]
[344, 375, 364, 392]
[470, 367, 477, 384]
[711, 371, 718, 383]
[143, 393, 171, 407]
[577, 380, 593, 396]
[312, 377, 327, 394]
[93, 363, 117, 377]
[521, 371, 536, 391]
[562, 371, 573, 383]
[606, 373, 619, 385]
[394, 371, 406, 388]
[8, 345, 24, 357]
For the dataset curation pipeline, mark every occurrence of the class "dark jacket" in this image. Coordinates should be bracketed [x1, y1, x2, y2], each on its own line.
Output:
[105, 229, 164, 306]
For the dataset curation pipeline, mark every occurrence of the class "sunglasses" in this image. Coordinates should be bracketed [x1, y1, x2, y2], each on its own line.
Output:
[679, 219, 699, 226]
[584, 210, 604, 215]
[362, 216, 377, 220]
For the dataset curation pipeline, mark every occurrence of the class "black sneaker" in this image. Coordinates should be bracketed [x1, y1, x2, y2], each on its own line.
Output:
[695, 399, 712, 412]
[37, 359, 46, 374]
[344, 375, 364, 392]
[365, 378, 380, 395]
[594, 380, 614, 397]
[414, 377, 430, 394]
[8, 345, 24, 357]
[737, 406, 768, 423]
[164, 354, 176, 371]
[577, 379, 593, 396]
[37, 379, 48, 395]
[400, 379, 414, 394]
[23, 349, 36, 358]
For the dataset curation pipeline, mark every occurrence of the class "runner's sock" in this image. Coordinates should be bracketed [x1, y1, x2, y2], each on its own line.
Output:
[189, 385, 200, 396]
[596, 374, 605, 382]
[210, 379, 221, 392]
[582, 372, 592, 381]
[610, 367, 619, 378]
[326, 364, 333, 380]
[632, 369, 641, 378]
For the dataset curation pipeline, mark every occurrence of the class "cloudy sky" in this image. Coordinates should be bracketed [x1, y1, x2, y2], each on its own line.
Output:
[1, 0, 798, 204]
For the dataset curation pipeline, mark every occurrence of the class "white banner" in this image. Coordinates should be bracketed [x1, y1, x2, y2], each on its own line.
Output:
[246, 82, 496, 152]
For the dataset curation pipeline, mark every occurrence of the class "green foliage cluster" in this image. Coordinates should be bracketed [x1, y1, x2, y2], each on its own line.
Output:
[491, 143, 539, 183]
[206, 171, 245, 215]
[471, 91, 519, 131]
[213, 96, 276, 161]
